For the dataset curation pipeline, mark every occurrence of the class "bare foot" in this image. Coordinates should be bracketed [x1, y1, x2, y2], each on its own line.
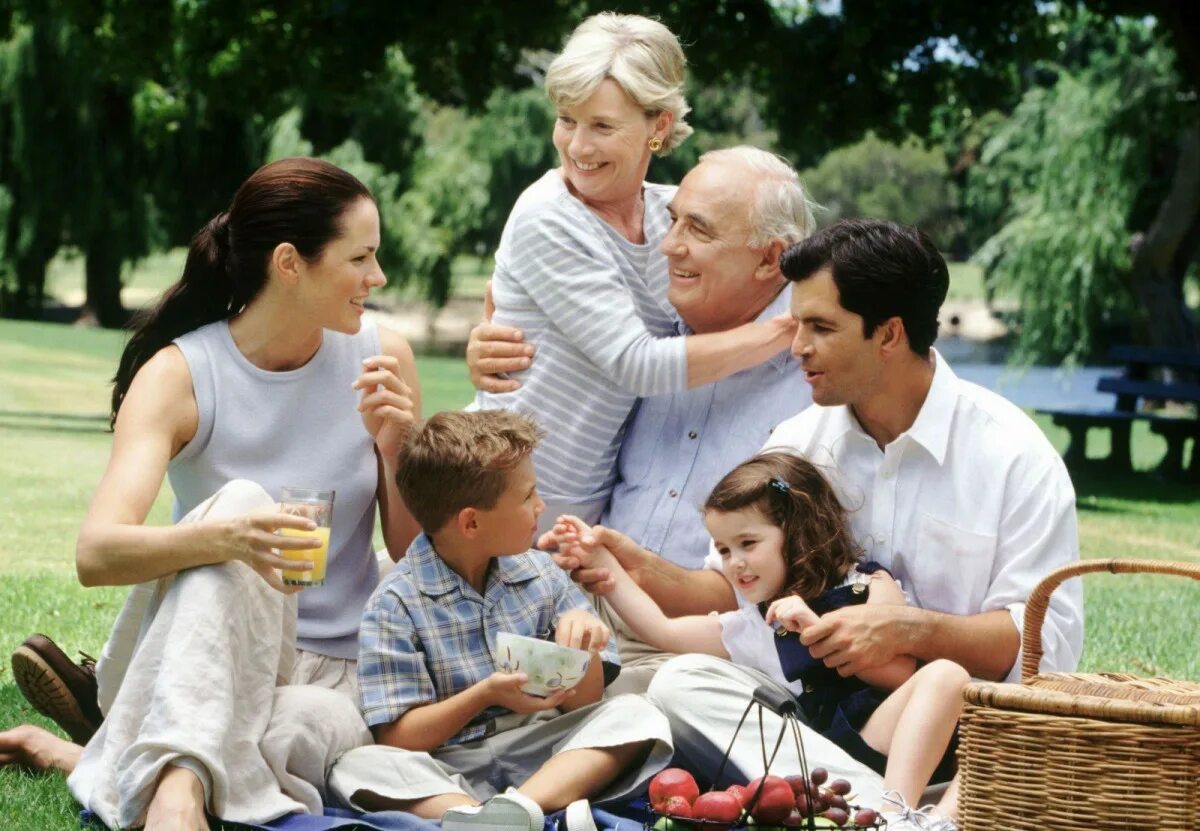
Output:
[144, 765, 210, 831]
[0, 724, 82, 773]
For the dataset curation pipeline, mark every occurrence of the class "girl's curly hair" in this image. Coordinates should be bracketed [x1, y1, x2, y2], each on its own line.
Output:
[704, 451, 861, 604]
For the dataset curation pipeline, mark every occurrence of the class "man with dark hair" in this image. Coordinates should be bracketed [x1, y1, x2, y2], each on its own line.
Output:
[565, 219, 1083, 817]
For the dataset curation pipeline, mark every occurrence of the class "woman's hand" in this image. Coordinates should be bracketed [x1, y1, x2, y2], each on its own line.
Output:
[210, 513, 322, 593]
[765, 594, 821, 633]
[554, 609, 611, 652]
[353, 354, 417, 460]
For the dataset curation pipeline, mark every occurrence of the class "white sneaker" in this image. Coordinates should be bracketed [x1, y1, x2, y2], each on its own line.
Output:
[442, 789, 545, 831]
[879, 790, 958, 831]
[563, 798, 598, 831]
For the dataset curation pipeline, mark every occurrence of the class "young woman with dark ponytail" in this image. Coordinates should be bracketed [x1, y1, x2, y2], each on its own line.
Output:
[1, 157, 422, 831]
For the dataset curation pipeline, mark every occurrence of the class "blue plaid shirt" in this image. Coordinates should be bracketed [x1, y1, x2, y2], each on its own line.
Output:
[357, 533, 619, 745]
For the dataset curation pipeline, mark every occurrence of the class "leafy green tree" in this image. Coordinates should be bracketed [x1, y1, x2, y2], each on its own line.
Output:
[968, 13, 1193, 361]
[799, 132, 960, 251]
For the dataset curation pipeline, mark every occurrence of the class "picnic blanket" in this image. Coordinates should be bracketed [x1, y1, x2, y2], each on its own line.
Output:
[81, 801, 654, 830]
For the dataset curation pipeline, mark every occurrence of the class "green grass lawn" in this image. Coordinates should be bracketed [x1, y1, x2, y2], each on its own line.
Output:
[1, 318, 1197, 828]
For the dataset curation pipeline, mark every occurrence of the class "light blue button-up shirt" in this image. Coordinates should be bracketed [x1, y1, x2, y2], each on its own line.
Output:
[602, 286, 813, 569]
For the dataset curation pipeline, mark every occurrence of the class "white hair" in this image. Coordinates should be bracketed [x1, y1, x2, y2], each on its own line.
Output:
[700, 146, 818, 247]
[545, 13, 693, 155]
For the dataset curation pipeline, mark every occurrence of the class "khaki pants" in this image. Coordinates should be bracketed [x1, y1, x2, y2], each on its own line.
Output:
[329, 694, 673, 808]
[594, 597, 678, 697]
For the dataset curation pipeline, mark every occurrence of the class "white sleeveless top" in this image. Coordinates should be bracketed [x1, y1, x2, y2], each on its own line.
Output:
[171, 320, 381, 659]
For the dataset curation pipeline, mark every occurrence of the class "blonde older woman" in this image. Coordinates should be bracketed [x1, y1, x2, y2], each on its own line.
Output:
[473, 13, 796, 528]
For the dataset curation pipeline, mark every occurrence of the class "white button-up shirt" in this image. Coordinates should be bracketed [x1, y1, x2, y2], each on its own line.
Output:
[710, 350, 1084, 682]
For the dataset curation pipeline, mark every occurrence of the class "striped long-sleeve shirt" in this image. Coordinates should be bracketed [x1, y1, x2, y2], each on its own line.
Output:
[475, 169, 686, 520]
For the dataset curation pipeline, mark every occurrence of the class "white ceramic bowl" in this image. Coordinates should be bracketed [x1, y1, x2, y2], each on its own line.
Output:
[493, 631, 592, 697]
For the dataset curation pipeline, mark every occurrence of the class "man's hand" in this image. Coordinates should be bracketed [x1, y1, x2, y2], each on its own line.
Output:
[800, 604, 918, 677]
[465, 282, 534, 393]
[765, 595, 820, 633]
[541, 518, 648, 595]
[554, 609, 610, 652]
[485, 672, 574, 714]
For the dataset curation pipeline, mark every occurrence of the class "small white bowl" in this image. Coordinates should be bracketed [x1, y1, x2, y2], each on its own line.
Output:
[493, 631, 592, 697]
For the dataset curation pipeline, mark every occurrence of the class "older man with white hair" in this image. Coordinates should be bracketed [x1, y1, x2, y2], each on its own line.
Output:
[470, 145, 816, 692]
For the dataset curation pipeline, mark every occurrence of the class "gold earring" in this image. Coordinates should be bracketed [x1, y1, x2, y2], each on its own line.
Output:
[648, 136, 663, 152]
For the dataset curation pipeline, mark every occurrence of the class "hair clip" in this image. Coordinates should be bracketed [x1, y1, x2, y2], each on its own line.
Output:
[769, 477, 791, 495]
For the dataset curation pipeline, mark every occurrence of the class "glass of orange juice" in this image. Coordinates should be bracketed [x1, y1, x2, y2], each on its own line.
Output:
[277, 487, 334, 587]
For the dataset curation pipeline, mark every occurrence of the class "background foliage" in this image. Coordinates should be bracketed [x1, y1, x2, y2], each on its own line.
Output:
[0, 1, 1195, 363]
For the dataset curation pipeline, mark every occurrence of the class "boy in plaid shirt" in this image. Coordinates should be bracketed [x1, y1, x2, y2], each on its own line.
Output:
[329, 411, 673, 831]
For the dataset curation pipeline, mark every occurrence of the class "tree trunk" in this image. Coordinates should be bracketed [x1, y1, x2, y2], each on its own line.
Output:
[84, 234, 128, 329]
[5, 251, 49, 320]
[1128, 118, 1200, 354]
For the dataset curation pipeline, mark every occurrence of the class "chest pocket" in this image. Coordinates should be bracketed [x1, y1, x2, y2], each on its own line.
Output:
[911, 513, 997, 615]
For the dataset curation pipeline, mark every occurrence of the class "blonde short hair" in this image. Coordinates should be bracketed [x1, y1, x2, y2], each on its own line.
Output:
[545, 13, 693, 155]
[700, 146, 818, 247]
[396, 410, 543, 534]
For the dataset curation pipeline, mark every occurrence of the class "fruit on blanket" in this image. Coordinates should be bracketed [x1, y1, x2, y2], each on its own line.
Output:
[793, 788, 811, 815]
[823, 806, 849, 826]
[785, 774, 813, 798]
[649, 768, 700, 812]
[652, 818, 691, 831]
[810, 767, 829, 786]
[726, 783, 750, 808]
[745, 775, 795, 824]
[692, 791, 742, 829]
[853, 807, 879, 825]
[663, 795, 693, 818]
[828, 778, 852, 796]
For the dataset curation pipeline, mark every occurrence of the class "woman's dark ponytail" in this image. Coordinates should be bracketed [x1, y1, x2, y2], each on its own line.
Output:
[110, 212, 236, 426]
[109, 158, 372, 427]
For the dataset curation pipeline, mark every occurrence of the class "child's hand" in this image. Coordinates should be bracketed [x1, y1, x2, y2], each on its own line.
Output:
[554, 609, 610, 652]
[765, 595, 821, 633]
[545, 515, 618, 570]
[485, 672, 574, 714]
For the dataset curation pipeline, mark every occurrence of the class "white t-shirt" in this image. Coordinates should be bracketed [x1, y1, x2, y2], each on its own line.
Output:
[706, 351, 1083, 682]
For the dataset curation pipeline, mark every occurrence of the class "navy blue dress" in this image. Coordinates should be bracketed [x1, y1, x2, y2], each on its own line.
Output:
[772, 562, 958, 781]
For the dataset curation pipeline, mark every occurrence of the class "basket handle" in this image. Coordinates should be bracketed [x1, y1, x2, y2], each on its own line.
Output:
[1021, 558, 1200, 682]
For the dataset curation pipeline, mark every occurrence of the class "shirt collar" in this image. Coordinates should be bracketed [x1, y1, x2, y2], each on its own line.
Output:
[675, 284, 794, 372]
[900, 348, 957, 466]
[404, 533, 543, 598]
[816, 348, 957, 466]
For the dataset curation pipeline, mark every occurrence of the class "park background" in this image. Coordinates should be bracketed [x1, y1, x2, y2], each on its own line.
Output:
[0, 1, 1197, 827]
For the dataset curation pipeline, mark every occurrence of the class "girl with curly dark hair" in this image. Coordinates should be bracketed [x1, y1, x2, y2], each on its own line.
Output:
[552, 452, 968, 827]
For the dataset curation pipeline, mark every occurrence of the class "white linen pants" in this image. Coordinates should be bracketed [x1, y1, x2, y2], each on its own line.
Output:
[646, 654, 886, 809]
[67, 480, 372, 829]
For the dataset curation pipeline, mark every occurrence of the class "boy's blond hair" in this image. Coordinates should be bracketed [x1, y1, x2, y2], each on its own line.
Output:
[396, 410, 543, 534]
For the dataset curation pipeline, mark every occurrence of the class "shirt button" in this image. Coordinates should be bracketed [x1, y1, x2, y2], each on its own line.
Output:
[688, 430, 698, 439]
[882, 470, 894, 480]
[669, 489, 679, 498]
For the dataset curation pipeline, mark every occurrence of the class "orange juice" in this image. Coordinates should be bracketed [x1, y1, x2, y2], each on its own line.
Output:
[278, 526, 330, 586]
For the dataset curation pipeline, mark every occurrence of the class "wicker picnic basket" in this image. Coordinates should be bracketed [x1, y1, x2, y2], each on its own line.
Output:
[957, 559, 1200, 831]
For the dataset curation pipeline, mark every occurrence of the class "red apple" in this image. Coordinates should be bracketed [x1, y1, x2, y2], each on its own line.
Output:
[649, 768, 700, 812]
[725, 784, 749, 808]
[662, 795, 693, 818]
[691, 791, 742, 830]
[745, 775, 795, 824]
